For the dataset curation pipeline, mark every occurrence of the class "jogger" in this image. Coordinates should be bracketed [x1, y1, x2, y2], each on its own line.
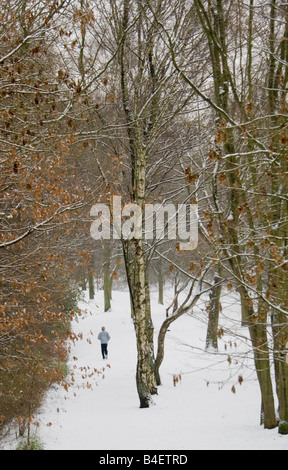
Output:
[98, 326, 111, 359]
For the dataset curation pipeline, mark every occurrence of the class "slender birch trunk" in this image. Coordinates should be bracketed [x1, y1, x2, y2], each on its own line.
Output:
[130, 148, 157, 407]
[119, 0, 157, 407]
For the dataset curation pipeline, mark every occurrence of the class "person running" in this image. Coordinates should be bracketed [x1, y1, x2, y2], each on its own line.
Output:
[97, 326, 111, 359]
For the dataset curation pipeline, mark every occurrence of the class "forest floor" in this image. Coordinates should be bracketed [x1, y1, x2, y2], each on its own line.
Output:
[4, 287, 288, 450]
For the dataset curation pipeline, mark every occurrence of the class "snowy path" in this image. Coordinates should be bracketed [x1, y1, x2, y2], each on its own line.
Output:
[35, 290, 288, 450]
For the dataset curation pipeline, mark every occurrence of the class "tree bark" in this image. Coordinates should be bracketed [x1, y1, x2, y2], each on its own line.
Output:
[88, 264, 95, 300]
[103, 240, 112, 312]
[119, 1, 158, 406]
[158, 260, 164, 306]
[133, 236, 157, 407]
[242, 291, 277, 429]
[206, 270, 222, 351]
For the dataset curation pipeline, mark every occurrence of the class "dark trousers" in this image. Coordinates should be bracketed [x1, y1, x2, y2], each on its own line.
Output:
[101, 343, 108, 359]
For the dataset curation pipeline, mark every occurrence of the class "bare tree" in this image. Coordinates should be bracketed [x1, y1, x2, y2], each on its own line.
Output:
[152, 0, 288, 432]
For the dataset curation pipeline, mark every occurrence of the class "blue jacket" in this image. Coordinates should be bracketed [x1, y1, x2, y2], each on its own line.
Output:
[98, 331, 111, 344]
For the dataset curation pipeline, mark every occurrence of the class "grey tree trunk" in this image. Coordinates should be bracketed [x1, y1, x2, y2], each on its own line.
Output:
[133, 238, 157, 407]
[118, 0, 159, 407]
[103, 240, 112, 312]
[205, 271, 222, 351]
[158, 261, 164, 306]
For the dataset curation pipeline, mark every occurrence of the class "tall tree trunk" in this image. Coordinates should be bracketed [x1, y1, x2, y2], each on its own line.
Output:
[133, 144, 157, 407]
[118, 0, 158, 407]
[206, 270, 222, 350]
[173, 273, 179, 313]
[133, 237, 157, 407]
[158, 260, 164, 306]
[103, 240, 112, 312]
[268, 0, 288, 434]
[242, 289, 277, 429]
[88, 264, 95, 300]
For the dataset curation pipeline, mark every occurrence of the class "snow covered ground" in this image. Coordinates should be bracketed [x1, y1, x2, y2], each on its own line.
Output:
[7, 288, 288, 450]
